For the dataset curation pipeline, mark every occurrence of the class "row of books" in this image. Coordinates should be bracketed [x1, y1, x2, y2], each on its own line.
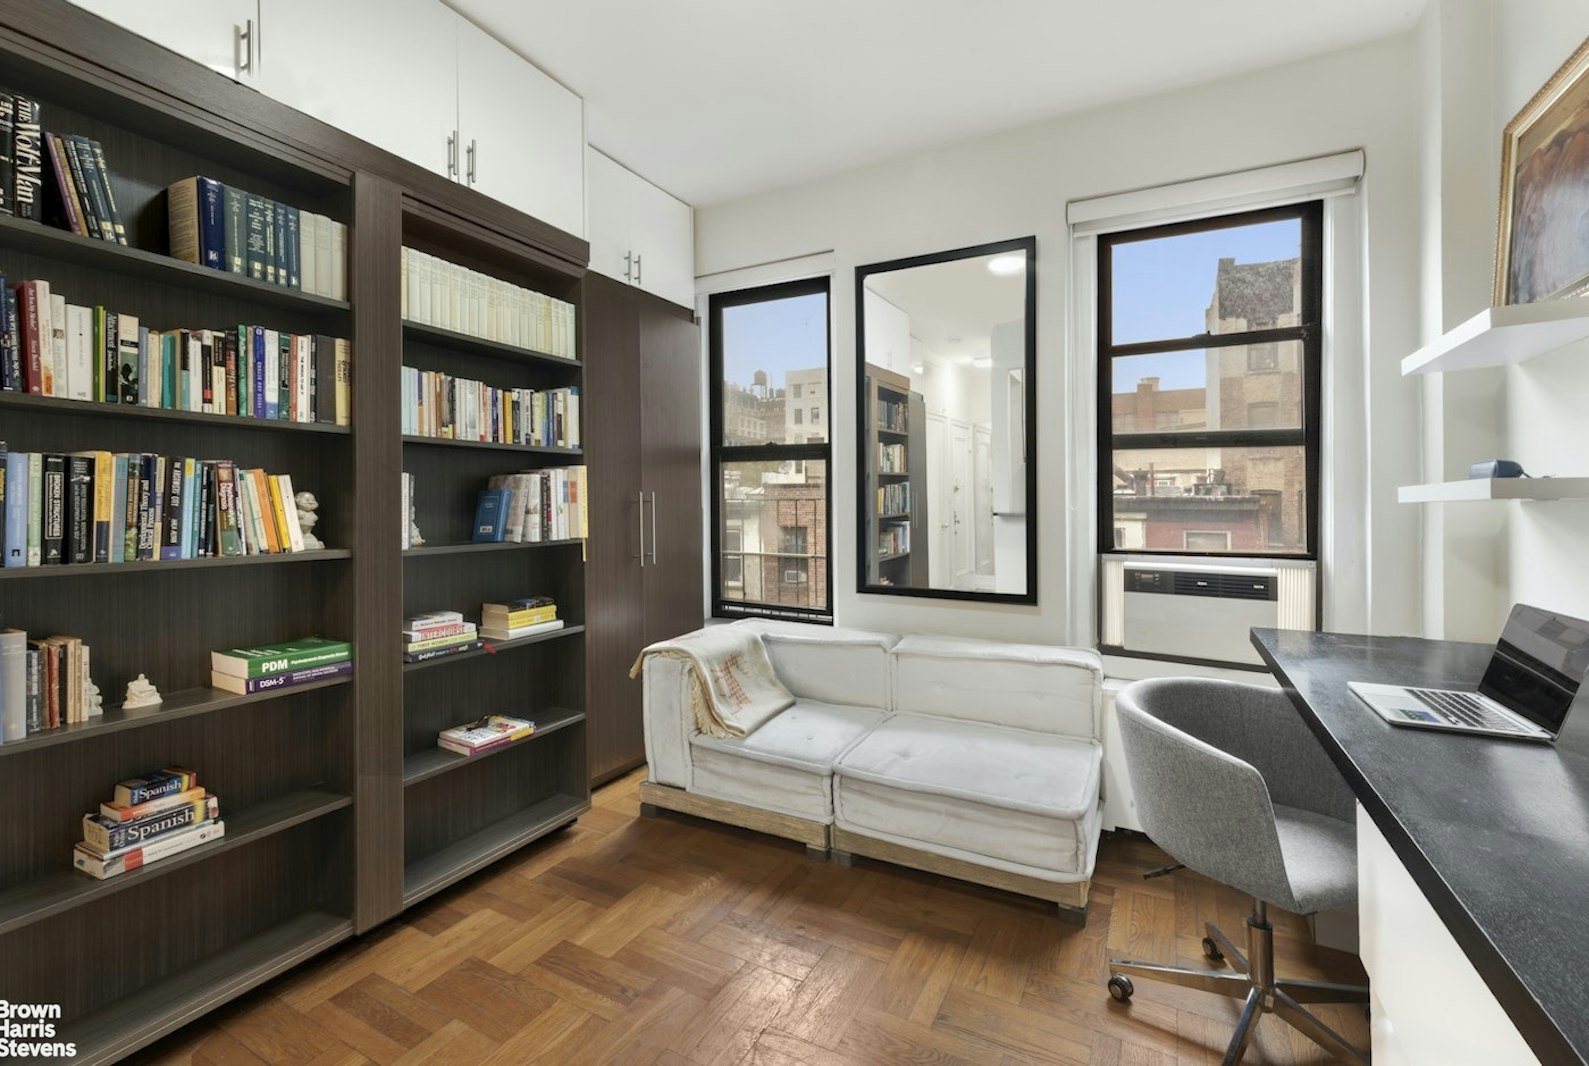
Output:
[401, 368, 579, 448]
[0, 275, 351, 425]
[0, 445, 318, 567]
[878, 523, 912, 557]
[210, 637, 351, 695]
[876, 398, 909, 433]
[168, 176, 347, 298]
[473, 467, 588, 543]
[877, 482, 913, 517]
[0, 628, 95, 742]
[878, 442, 908, 474]
[401, 247, 576, 359]
[438, 714, 536, 758]
[74, 769, 226, 880]
[44, 129, 128, 244]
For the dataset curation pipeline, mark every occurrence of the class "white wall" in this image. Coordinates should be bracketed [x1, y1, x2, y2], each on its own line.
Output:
[697, 36, 1424, 643]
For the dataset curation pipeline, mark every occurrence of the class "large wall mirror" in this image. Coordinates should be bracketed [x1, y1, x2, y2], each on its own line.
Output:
[855, 237, 1036, 603]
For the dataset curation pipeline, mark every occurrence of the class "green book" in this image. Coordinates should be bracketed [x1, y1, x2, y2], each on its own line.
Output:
[210, 638, 352, 679]
[223, 186, 246, 274]
[244, 194, 268, 282]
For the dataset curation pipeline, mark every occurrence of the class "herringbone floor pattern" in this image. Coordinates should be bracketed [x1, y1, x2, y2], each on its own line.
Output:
[129, 769, 1369, 1064]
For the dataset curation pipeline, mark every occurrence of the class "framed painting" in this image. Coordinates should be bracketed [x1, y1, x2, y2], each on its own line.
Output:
[1496, 35, 1589, 305]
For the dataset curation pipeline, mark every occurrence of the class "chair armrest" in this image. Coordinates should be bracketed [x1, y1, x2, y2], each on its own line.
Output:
[642, 655, 696, 788]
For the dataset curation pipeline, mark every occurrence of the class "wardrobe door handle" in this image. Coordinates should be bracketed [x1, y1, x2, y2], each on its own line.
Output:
[648, 491, 658, 563]
[447, 132, 458, 179]
[636, 490, 646, 566]
[237, 18, 254, 74]
[623, 251, 632, 283]
[634, 254, 643, 287]
[467, 139, 477, 184]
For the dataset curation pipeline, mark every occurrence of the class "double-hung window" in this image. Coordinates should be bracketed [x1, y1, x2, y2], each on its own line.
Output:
[1098, 203, 1322, 558]
[709, 278, 832, 620]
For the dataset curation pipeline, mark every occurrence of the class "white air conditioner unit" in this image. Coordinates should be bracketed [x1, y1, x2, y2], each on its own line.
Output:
[1102, 557, 1315, 667]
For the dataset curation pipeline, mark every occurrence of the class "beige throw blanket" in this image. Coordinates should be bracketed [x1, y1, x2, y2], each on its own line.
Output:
[630, 627, 794, 739]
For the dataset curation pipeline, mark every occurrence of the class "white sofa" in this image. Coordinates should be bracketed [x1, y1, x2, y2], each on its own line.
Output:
[639, 619, 1106, 919]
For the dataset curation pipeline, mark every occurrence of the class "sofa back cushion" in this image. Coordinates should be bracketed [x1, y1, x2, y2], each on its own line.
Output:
[890, 634, 1102, 737]
[731, 619, 898, 710]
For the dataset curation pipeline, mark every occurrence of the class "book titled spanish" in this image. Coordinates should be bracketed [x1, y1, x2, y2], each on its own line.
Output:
[210, 637, 351, 680]
[438, 714, 535, 757]
[112, 767, 197, 808]
[74, 819, 225, 880]
[81, 791, 218, 854]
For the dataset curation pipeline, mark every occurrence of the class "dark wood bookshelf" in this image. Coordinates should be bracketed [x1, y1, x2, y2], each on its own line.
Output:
[403, 624, 585, 672]
[402, 707, 584, 786]
[403, 792, 587, 906]
[876, 552, 908, 563]
[403, 320, 582, 370]
[0, 548, 351, 581]
[403, 538, 582, 557]
[0, 390, 353, 434]
[0, 213, 352, 315]
[0, 789, 350, 936]
[401, 434, 583, 458]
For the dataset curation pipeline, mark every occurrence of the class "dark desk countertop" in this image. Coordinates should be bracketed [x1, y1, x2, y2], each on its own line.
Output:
[1253, 628, 1589, 1066]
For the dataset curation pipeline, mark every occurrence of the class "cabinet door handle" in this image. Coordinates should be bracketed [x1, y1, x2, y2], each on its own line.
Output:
[634, 254, 643, 287]
[447, 132, 458, 179]
[623, 251, 632, 283]
[636, 490, 646, 567]
[648, 491, 658, 564]
[237, 18, 254, 74]
[467, 139, 477, 184]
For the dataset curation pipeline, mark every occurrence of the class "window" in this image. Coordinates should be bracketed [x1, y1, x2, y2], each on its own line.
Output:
[1098, 202, 1321, 558]
[710, 277, 832, 620]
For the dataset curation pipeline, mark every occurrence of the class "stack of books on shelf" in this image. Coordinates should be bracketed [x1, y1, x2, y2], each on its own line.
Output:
[878, 442, 907, 474]
[437, 714, 535, 758]
[167, 175, 346, 298]
[877, 397, 909, 432]
[1, 444, 321, 568]
[878, 524, 911, 557]
[877, 482, 912, 516]
[480, 596, 562, 642]
[0, 273, 351, 424]
[73, 768, 225, 880]
[400, 368, 578, 447]
[472, 466, 587, 543]
[0, 627, 97, 742]
[400, 247, 576, 359]
[403, 612, 481, 664]
[210, 637, 352, 695]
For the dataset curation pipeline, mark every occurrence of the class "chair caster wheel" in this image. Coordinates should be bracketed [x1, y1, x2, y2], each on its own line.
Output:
[1107, 974, 1134, 1002]
[1202, 936, 1224, 961]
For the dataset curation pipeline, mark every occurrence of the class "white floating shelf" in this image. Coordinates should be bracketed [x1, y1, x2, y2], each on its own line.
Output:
[1402, 300, 1589, 376]
[1398, 478, 1589, 504]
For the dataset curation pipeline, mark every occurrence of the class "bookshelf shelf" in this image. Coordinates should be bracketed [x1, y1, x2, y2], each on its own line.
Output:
[0, 213, 352, 315]
[402, 792, 588, 906]
[1397, 478, 1589, 503]
[403, 539, 582, 557]
[1401, 300, 1589, 376]
[402, 707, 584, 786]
[67, 909, 353, 1066]
[0, 789, 351, 936]
[0, 390, 352, 434]
[878, 470, 909, 478]
[0, 675, 353, 759]
[878, 428, 908, 438]
[876, 551, 908, 562]
[403, 624, 585, 672]
[400, 434, 583, 458]
[0, 548, 351, 581]
[403, 320, 582, 370]
[878, 513, 911, 521]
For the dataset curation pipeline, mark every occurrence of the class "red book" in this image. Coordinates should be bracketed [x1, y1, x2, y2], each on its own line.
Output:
[18, 280, 42, 394]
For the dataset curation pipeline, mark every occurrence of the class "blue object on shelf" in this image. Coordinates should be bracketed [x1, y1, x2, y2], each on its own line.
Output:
[472, 488, 511, 542]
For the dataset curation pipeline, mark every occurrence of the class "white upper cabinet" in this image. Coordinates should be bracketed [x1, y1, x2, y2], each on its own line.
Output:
[258, 0, 459, 180]
[586, 148, 694, 309]
[455, 19, 584, 238]
[66, 0, 260, 82]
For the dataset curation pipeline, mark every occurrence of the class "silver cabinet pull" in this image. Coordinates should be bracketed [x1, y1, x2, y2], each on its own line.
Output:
[238, 18, 254, 73]
[467, 139, 477, 184]
[648, 491, 658, 563]
[623, 251, 632, 283]
[447, 132, 458, 179]
[636, 490, 646, 566]
[634, 254, 643, 287]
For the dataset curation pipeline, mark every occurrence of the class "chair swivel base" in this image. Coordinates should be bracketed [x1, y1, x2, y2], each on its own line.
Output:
[1106, 900, 1370, 1065]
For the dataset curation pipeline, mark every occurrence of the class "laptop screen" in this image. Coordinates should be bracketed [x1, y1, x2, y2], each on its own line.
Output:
[1480, 604, 1589, 735]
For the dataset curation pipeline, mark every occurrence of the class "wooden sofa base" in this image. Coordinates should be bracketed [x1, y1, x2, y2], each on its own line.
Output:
[638, 781, 830, 852]
[830, 826, 1091, 924]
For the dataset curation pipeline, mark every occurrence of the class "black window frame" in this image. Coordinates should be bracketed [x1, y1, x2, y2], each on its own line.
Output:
[1097, 201, 1323, 562]
[708, 276, 834, 623]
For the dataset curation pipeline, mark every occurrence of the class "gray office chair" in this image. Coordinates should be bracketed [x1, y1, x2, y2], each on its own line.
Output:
[1107, 678, 1370, 1065]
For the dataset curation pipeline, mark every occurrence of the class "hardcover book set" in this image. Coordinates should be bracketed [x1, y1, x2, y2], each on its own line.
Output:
[472, 466, 587, 543]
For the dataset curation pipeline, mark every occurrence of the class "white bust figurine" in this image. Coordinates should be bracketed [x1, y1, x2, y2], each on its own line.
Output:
[294, 490, 324, 550]
[122, 674, 162, 709]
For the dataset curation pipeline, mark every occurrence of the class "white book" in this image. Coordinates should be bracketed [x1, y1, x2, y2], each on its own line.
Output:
[301, 212, 319, 298]
[188, 332, 204, 412]
[330, 220, 347, 302]
[427, 254, 442, 326]
[447, 261, 461, 331]
[82, 643, 99, 717]
[262, 329, 279, 418]
[0, 629, 26, 742]
[74, 820, 226, 879]
[294, 334, 311, 422]
[314, 214, 333, 302]
[65, 304, 92, 401]
[47, 292, 66, 396]
[401, 470, 411, 550]
[274, 473, 306, 552]
[480, 619, 565, 642]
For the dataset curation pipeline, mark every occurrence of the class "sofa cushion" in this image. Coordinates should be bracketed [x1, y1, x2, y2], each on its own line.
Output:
[690, 699, 886, 821]
[731, 619, 899, 710]
[891, 634, 1102, 736]
[834, 713, 1102, 875]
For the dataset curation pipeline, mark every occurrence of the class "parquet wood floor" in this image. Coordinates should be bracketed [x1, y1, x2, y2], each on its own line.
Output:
[128, 769, 1369, 1065]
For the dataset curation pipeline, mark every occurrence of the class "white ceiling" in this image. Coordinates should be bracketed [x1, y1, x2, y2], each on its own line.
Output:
[867, 254, 1025, 363]
[447, 1, 1426, 207]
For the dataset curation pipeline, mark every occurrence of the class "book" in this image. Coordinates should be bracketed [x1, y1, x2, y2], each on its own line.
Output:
[167, 176, 225, 268]
[26, 452, 41, 565]
[0, 629, 24, 742]
[334, 338, 351, 426]
[0, 93, 12, 216]
[74, 820, 225, 879]
[472, 488, 511, 542]
[211, 637, 352, 679]
[223, 184, 246, 274]
[43, 133, 85, 236]
[284, 203, 300, 290]
[81, 793, 218, 854]
[112, 768, 199, 808]
[116, 312, 139, 405]
[3, 450, 25, 567]
[404, 628, 479, 654]
[63, 453, 92, 564]
[98, 785, 206, 823]
[86, 138, 127, 244]
[438, 714, 535, 756]
[40, 453, 64, 564]
[11, 96, 41, 223]
[403, 640, 483, 664]
[244, 193, 268, 281]
[70, 136, 115, 242]
[209, 657, 352, 695]
[480, 619, 565, 642]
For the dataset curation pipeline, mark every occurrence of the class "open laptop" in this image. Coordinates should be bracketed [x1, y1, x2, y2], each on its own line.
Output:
[1350, 604, 1589, 741]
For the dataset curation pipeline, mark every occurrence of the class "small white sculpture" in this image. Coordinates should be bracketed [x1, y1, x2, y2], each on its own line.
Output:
[295, 490, 324, 551]
[84, 676, 103, 718]
[123, 674, 162, 709]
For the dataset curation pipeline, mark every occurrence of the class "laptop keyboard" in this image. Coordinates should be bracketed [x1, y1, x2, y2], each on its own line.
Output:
[1408, 688, 1529, 733]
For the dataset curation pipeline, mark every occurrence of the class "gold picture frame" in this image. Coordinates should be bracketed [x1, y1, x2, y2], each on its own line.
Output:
[1496, 35, 1589, 305]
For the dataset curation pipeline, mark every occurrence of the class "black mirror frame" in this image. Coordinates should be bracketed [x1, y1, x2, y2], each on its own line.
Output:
[854, 236, 1038, 605]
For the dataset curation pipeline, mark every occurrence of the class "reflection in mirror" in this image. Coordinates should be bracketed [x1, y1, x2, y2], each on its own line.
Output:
[856, 238, 1035, 602]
